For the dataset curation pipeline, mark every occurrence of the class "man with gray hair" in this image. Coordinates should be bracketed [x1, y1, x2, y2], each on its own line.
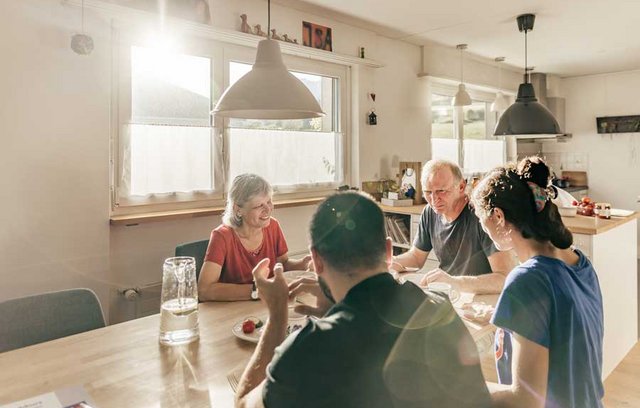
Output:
[391, 159, 514, 294]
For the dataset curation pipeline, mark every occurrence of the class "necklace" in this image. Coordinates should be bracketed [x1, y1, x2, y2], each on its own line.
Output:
[235, 228, 264, 256]
[246, 240, 263, 257]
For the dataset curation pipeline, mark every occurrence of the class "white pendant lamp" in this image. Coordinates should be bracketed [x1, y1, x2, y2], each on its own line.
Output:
[212, 0, 324, 119]
[491, 57, 509, 112]
[452, 44, 472, 107]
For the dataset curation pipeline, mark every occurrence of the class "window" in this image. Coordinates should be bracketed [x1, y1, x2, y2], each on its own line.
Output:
[112, 36, 348, 213]
[227, 62, 342, 192]
[430, 89, 505, 174]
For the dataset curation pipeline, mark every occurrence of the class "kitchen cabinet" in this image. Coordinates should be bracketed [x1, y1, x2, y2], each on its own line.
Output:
[565, 214, 639, 379]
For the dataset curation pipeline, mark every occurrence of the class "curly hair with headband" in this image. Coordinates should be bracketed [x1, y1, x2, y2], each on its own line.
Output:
[471, 156, 573, 249]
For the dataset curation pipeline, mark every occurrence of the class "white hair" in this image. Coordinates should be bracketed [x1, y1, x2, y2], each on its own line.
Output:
[222, 174, 273, 227]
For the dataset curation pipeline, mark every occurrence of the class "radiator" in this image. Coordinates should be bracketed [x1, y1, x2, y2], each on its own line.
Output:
[110, 282, 162, 324]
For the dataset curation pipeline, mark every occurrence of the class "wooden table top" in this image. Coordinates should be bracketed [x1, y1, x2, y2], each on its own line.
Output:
[0, 291, 497, 407]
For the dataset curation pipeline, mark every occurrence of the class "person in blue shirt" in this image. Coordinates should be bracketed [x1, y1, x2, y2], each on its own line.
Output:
[470, 156, 604, 408]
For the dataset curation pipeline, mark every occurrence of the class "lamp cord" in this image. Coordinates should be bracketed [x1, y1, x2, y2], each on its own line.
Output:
[81, 0, 84, 33]
[460, 47, 464, 83]
[267, 0, 271, 39]
[524, 28, 528, 83]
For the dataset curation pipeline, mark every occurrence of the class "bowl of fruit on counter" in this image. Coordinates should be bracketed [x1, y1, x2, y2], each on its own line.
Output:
[572, 197, 595, 217]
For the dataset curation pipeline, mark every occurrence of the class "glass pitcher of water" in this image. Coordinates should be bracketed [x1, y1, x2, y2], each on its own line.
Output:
[159, 256, 199, 345]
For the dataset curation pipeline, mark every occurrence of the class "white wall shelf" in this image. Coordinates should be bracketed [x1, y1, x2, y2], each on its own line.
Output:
[63, 0, 384, 68]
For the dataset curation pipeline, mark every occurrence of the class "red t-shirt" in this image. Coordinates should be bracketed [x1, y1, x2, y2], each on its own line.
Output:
[204, 218, 289, 284]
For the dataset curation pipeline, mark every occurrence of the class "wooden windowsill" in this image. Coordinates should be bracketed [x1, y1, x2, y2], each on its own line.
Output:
[110, 197, 324, 226]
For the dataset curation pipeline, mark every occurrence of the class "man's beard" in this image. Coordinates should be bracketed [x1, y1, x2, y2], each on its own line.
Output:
[318, 275, 336, 304]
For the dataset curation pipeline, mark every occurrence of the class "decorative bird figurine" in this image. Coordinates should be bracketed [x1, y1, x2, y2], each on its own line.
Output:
[254, 24, 267, 37]
[240, 14, 251, 34]
[270, 29, 281, 40]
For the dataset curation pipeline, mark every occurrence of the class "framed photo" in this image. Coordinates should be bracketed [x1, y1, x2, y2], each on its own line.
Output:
[302, 21, 332, 51]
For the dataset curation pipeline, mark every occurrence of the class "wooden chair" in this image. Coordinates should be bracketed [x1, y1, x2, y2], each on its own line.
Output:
[0, 288, 106, 353]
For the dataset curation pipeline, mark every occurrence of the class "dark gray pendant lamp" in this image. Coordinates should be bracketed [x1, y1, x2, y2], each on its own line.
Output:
[494, 14, 561, 136]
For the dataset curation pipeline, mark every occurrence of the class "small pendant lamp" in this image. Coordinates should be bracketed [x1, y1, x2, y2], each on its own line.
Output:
[491, 57, 509, 112]
[452, 44, 472, 107]
[494, 14, 561, 135]
[212, 0, 324, 119]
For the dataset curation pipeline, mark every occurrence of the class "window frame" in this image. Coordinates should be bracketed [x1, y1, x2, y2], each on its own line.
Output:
[110, 29, 350, 216]
[220, 44, 350, 198]
[430, 82, 506, 171]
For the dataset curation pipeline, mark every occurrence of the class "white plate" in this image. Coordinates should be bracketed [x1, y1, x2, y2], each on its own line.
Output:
[399, 272, 426, 286]
[232, 315, 308, 343]
[282, 270, 316, 283]
[610, 208, 634, 217]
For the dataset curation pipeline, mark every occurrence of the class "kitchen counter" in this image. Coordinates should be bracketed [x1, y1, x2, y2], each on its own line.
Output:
[379, 203, 638, 236]
[563, 212, 640, 235]
[378, 203, 425, 216]
[563, 185, 588, 193]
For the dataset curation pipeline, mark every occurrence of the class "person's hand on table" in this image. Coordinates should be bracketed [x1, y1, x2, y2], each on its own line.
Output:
[389, 259, 405, 273]
[419, 268, 455, 287]
[252, 258, 288, 317]
[459, 302, 494, 324]
[288, 277, 333, 318]
[302, 255, 315, 271]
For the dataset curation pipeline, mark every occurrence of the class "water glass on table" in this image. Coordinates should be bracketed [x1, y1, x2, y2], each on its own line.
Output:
[159, 256, 200, 346]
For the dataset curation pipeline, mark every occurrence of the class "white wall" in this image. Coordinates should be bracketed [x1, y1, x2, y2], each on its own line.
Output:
[422, 41, 523, 93]
[0, 0, 425, 323]
[541, 71, 640, 254]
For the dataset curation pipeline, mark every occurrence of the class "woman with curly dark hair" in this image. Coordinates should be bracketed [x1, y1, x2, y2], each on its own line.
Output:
[471, 156, 604, 408]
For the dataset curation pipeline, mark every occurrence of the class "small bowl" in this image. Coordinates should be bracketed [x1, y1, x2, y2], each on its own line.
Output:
[558, 206, 577, 217]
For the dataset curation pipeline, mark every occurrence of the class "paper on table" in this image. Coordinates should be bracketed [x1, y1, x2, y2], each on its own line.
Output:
[0, 386, 95, 408]
[0, 392, 62, 408]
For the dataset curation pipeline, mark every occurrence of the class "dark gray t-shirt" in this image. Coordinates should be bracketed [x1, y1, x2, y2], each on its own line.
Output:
[415, 203, 498, 276]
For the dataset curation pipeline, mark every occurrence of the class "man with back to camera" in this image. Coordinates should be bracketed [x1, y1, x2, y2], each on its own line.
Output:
[390, 159, 515, 294]
[235, 192, 491, 408]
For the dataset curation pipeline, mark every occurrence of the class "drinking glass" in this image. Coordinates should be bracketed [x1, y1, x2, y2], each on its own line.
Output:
[427, 282, 460, 304]
[159, 256, 200, 345]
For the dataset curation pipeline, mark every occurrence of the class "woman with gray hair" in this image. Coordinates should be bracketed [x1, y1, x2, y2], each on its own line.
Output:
[199, 174, 311, 301]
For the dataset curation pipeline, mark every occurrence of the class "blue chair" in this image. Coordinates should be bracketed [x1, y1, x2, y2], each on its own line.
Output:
[0, 288, 106, 353]
[175, 239, 209, 281]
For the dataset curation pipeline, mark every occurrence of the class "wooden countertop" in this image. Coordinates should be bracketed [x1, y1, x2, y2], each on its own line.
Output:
[378, 202, 638, 235]
[562, 212, 639, 235]
[378, 203, 426, 215]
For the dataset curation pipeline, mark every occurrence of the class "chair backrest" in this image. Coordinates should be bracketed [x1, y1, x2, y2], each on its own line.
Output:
[0, 288, 106, 353]
[175, 239, 209, 281]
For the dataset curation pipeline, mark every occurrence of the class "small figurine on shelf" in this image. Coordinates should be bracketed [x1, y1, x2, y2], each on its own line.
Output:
[254, 24, 267, 37]
[270, 29, 281, 40]
[292, 38, 299, 44]
[282, 34, 292, 43]
[240, 14, 252, 34]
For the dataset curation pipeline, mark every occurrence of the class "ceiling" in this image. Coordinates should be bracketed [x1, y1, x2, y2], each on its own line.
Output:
[274, 0, 640, 78]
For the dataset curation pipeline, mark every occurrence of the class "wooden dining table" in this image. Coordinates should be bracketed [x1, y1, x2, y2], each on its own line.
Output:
[0, 288, 498, 407]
